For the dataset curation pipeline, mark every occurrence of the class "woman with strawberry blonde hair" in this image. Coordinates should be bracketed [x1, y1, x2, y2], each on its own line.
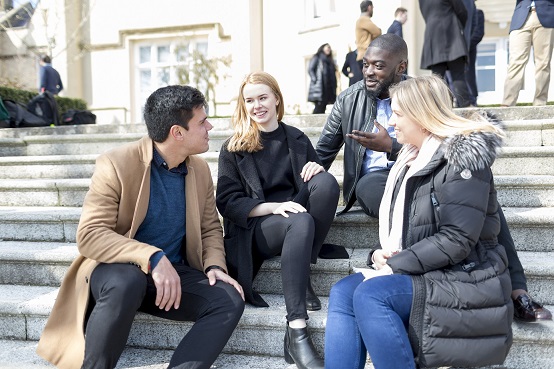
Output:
[217, 71, 339, 369]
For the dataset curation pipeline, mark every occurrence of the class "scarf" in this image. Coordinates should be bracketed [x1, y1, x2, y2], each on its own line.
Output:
[378, 135, 443, 256]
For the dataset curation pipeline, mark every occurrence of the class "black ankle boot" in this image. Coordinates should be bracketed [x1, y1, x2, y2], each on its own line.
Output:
[284, 323, 324, 369]
[306, 277, 321, 311]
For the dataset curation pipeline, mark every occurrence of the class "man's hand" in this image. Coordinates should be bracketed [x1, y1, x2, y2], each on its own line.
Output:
[300, 161, 325, 182]
[151, 256, 181, 311]
[346, 121, 392, 153]
[207, 269, 245, 301]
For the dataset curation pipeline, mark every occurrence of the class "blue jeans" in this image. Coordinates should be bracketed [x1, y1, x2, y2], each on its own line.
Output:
[325, 273, 415, 369]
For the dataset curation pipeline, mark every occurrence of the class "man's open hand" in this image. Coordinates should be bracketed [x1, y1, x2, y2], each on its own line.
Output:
[346, 120, 392, 153]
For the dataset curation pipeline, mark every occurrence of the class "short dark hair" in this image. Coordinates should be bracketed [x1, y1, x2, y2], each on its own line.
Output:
[360, 0, 373, 12]
[41, 55, 51, 64]
[395, 7, 407, 17]
[143, 85, 207, 142]
[368, 34, 408, 61]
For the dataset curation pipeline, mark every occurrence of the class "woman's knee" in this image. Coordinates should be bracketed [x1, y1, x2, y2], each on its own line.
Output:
[329, 274, 363, 311]
[309, 172, 340, 197]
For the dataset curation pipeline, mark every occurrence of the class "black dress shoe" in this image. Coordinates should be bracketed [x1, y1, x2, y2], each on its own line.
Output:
[513, 294, 553, 322]
[306, 277, 321, 311]
[284, 323, 324, 369]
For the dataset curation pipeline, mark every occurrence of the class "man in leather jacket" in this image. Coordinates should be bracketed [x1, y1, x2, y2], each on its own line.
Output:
[316, 33, 552, 322]
[316, 34, 406, 216]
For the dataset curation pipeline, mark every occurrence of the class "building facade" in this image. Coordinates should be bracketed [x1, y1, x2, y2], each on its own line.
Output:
[0, 0, 549, 124]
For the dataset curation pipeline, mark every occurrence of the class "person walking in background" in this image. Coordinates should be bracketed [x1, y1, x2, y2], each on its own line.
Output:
[355, 1, 382, 65]
[308, 43, 338, 114]
[39, 55, 63, 95]
[468, 5, 485, 105]
[502, 0, 554, 106]
[387, 7, 408, 38]
[342, 49, 364, 86]
[37, 85, 245, 369]
[217, 72, 339, 369]
[419, 0, 473, 107]
[324, 75, 513, 369]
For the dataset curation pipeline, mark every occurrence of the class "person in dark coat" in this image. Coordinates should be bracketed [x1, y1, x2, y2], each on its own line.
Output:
[216, 72, 339, 369]
[386, 7, 408, 38]
[308, 43, 338, 114]
[325, 75, 513, 369]
[39, 55, 63, 95]
[419, 0, 472, 107]
[341, 49, 364, 86]
[468, 7, 485, 105]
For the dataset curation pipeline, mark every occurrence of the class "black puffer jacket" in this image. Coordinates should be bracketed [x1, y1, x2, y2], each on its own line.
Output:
[383, 131, 513, 368]
[315, 80, 403, 212]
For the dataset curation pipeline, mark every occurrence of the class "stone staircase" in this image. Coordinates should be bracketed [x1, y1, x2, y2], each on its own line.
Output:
[0, 106, 553, 369]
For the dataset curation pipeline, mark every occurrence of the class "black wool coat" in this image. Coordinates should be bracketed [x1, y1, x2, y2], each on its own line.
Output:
[419, 0, 469, 69]
[216, 122, 322, 306]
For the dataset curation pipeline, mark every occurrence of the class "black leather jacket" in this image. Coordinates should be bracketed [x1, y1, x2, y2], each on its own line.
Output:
[315, 80, 402, 212]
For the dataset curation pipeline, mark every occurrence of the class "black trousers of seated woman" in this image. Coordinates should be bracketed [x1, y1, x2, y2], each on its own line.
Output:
[253, 172, 339, 321]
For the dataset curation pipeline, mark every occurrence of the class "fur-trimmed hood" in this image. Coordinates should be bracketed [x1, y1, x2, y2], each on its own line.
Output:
[442, 124, 504, 172]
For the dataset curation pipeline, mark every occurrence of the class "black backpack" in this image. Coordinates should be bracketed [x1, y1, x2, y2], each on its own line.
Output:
[27, 91, 60, 125]
[2, 99, 49, 128]
[61, 109, 96, 125]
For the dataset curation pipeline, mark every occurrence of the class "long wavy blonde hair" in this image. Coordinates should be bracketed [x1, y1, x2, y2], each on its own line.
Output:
[227, 71, 285, 152]
[389, 75, 504, 139]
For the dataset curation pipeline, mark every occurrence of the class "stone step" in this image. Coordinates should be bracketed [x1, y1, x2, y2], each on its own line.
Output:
[0, 117, 552, 157]
[0, 206, 552, 253]
[0, 241, 356, 297]
[0, 175, 552, 208]
[0, 339, 303, 369]
[0, 240, 552, 305]
[0, 284, 552, 369]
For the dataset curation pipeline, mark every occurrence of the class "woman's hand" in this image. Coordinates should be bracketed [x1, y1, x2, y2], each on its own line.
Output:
[272, 201, 307, 218]
[372, 249, 392, 270]
[300, 161, 325, 182]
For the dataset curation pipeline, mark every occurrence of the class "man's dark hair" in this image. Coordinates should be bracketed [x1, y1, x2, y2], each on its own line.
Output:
[369, 33, 408, 61]
[360, 0, 373, 12]
[41, 55, 52, 64]
[143, 85, 207, 142]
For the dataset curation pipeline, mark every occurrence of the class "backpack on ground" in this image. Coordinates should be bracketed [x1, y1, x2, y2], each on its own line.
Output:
[2, 99, 49, 128]
[0, 97, 10, 128]
[27, 91, 60, 125]
[61, 109, 96, 125]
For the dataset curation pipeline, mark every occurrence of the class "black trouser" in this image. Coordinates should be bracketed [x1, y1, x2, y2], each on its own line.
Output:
[253, 172, 339, 321]
[355, 171, 527, 292]
[430, 56, 472, 108]
[355, 169, 391, 218]
[312, 101, 327, 114]
[83, 262, 245, 369]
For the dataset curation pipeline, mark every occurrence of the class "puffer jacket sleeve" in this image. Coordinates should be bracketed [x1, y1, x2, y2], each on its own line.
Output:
[388, 165, 493, 274]
[216, 143, 263, 229]
[316, 96, 345, 170]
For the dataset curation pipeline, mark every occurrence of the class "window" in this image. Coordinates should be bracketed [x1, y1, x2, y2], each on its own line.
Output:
[302, 0, 338, 31]
[476, 43, 496, 92]
[1, 0, 40, 28]
[134, 39, 208, 121]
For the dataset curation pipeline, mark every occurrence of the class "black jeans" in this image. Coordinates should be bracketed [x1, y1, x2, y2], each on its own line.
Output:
[83, 262, 245, 369]
[354, 171, 526, 292]
[430, 56, 472, 108]
[312, 101, 327, 114]
[253, 172, 339, 321]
